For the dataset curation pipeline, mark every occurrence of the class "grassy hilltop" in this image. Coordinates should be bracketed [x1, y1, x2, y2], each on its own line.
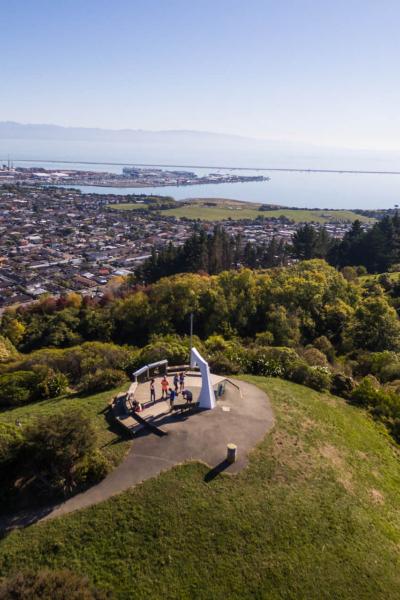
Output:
[1, 376, 400, 599]
[111, 197, 375, 223]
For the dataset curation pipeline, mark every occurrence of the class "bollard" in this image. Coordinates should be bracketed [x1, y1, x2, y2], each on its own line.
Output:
[226, 443, 237, 464]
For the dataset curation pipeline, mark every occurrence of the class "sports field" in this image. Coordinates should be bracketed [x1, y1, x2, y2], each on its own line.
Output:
[111, 198, 374, 223]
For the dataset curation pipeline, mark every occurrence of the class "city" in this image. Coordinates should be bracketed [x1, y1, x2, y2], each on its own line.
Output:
[0, 184, 364, 311]
[0, 163, 269, 188]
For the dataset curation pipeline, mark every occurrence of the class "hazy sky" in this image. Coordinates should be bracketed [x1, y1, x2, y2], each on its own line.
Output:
[1, 0, 400, 150]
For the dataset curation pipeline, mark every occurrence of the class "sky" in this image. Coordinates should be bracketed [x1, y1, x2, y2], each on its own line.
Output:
[1, 0, 400, 150]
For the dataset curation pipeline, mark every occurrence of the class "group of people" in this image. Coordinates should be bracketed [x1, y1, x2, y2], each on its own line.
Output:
[150, 372, 193, 409]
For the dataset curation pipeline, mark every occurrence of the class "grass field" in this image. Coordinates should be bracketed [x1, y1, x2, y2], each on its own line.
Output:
[111, 198, 374, 223]
[110, 203, 149, 211]
[1, 376, 399, 598]
[163, 205, 373, 223]
[0, 386, 130, 468]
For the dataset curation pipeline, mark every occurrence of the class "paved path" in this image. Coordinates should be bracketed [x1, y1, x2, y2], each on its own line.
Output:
[0, 378, 274, 532]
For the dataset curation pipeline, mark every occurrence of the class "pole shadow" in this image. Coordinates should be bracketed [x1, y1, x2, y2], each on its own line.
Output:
[204, 459, 231, 482]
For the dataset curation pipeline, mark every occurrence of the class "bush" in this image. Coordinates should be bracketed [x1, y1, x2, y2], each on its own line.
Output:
[0, 569, 110, 600]
[23, 409, 98, 495]
[138, 334, 190, 367]
[379, 362, 400, 383]
[286, 359, 310, 385]
[35, 367, 68, 399]
[302, 347, 329, 367]
[0, 367, 68, 408]
[312, 336, 335, 362]
[304, 366, 332, 391]
[9, 342, 135, 387]
[205, 335, 231, 353]
[254, 331, 274, 347]
[78, 368, 127, 395]
[0, 371, 39, 407]
[0, 422, 23, 467]
[247, 356, 284, 377]
[383, 379, 400, 395]
[330, 373, 355, 399]
[350, 377, 382, 408]
[74, 450, 110, 486]
[208, 353, 241, 375]
[246, 347, 298, 377]
[286, 361, 331, 391]
[0, 333, 19, 362]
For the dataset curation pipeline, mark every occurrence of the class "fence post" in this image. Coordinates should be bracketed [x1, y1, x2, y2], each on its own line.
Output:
[226, 443, 237, 464]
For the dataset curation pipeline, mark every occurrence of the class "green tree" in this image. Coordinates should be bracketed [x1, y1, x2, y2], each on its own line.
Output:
[345, 295, 400, 351]
[291, 224, 319, 259]
[24, 409, 98, 494]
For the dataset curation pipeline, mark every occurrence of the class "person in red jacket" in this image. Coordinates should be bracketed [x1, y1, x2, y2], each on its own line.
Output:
[161, 376, 169, 400]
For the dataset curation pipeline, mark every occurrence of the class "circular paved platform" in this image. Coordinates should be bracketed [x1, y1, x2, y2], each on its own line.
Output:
[0, 378, 274, 530]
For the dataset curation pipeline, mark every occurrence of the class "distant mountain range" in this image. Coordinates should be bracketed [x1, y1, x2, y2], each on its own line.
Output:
[0, 121, 253, 142]
[0, 121, 399, 171]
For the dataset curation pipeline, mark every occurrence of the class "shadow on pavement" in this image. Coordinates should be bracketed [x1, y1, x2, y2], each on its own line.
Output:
[204, 459, 231, 482]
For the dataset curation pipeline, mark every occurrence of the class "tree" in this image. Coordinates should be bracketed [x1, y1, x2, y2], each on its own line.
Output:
[1, 317, 25, 347]
[291, 224, 319, 259]
[328, 214, 400, 273]
[24, 409, 98, 493]
[344, 295, 400, 351]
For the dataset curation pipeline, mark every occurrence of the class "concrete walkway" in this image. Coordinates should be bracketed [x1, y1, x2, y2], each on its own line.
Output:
[0, 378, 274, 531]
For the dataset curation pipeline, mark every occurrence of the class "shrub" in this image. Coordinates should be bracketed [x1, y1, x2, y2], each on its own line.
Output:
[246, 347, 298, 377]
[379, 362, 400, 383]
[305, 366, 332, 391]
[286, 359, 310, 385]
[313, 336, 335, 362]
[302, 347, 329, 367]
[0, 333, 19, 362]
[0, 569, 110, 600]
[74, 450, 110, 486]
[254, 331, 274, 347]
[0, 371, 39, 407]
[350, 377, 382, 408]
[383, 379, 400, 395]
[208, 353, 241, 375]
[247, 356, 284, 377]
[205, 335, 231, 353]
[35, 367, 68, 399]
[78, 368, 126, 395]
[138, 334, 190, 367]
[0, 422, 23, 467]
[9, 342, 135, 387]
[330, 373, 355, 399]
[23, 409, 98, 495]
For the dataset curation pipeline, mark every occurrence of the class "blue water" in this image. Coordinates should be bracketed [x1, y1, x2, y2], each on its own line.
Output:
[58, 170, 400, 209]
[5, 154, 400, 209]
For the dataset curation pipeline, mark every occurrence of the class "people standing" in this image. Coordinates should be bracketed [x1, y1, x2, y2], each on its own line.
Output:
[173, 373, 179, 393]
[179, 371, 185, 392]
[161, 375, 169, 400]
[150, 378, 156, 404]
[169, 388, 176, 410]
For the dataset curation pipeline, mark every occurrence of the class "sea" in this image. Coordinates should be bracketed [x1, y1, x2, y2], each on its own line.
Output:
[2, 139, 400, 209]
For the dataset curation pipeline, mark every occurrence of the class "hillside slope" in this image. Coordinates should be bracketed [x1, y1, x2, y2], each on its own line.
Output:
[1, 377, 400, 599]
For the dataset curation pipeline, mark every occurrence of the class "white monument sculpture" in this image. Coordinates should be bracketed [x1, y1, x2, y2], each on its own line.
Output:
[190, 346, 216, 410]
